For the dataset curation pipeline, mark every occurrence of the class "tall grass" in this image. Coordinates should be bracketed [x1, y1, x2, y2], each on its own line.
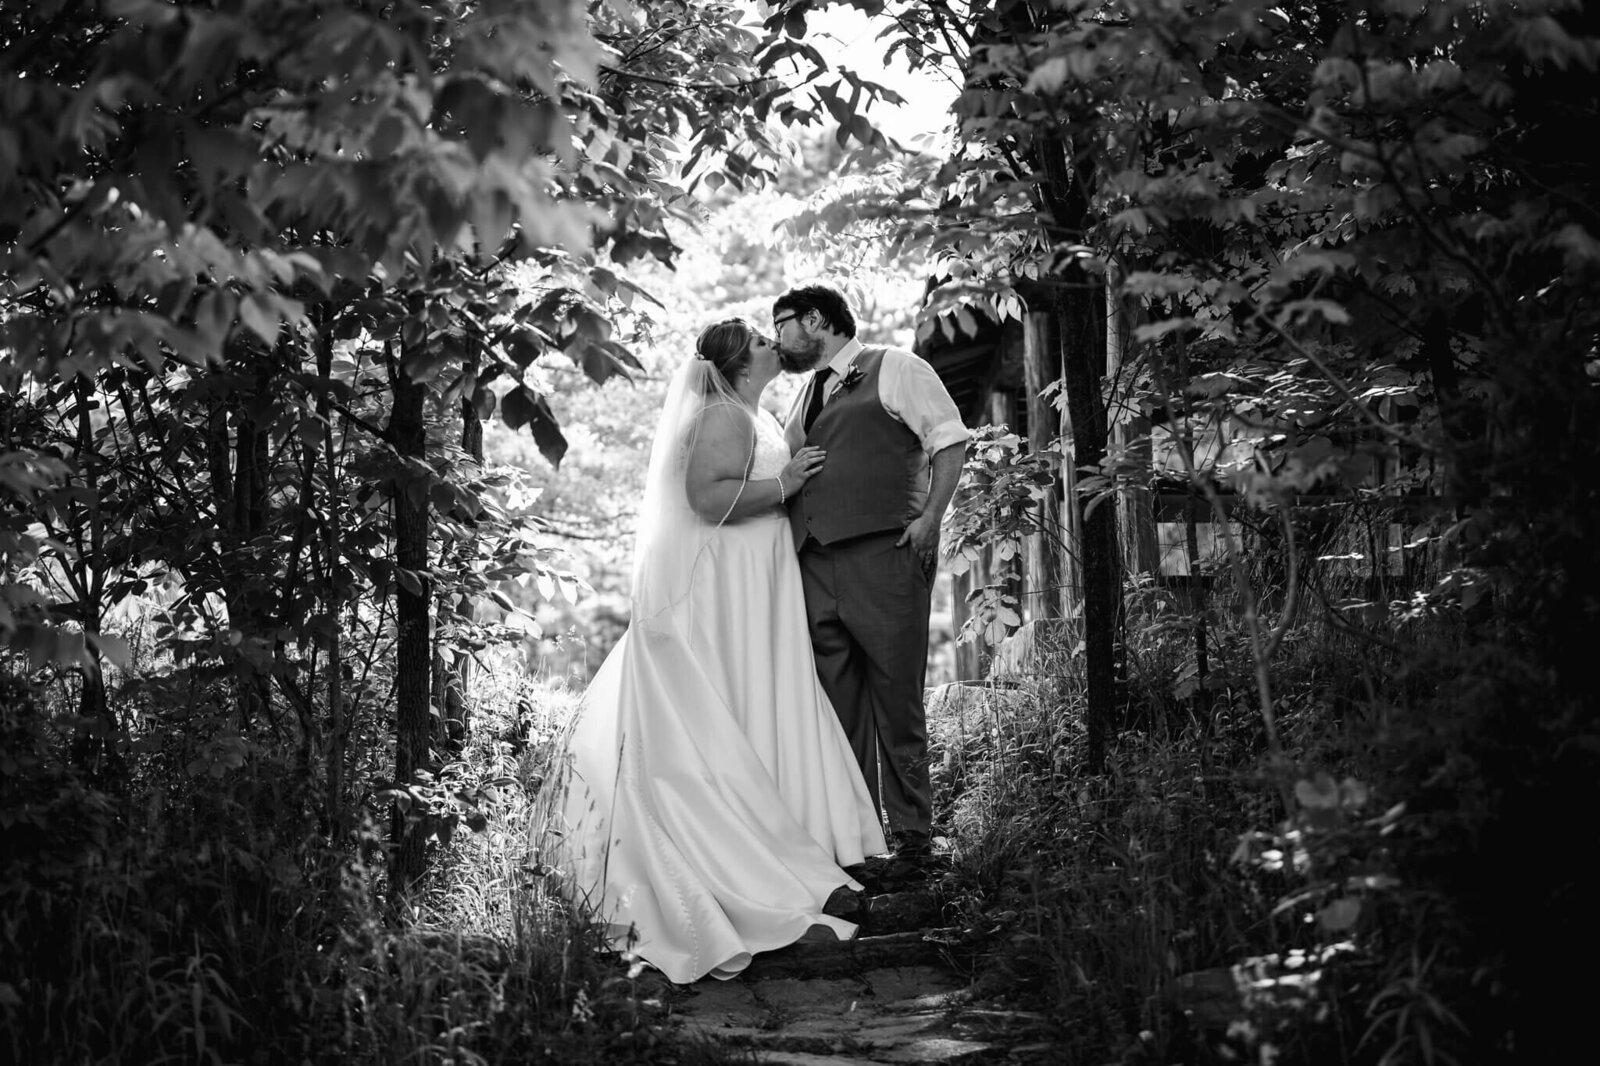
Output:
[9, 497, 1549, 1065]
[0, 658, 740, 1065]
[928, 574, 1433, 1065]
[934, 681, 1275, 1059]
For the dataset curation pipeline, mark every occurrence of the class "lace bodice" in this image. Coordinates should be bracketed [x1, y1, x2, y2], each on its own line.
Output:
[749, 409, 791, 480]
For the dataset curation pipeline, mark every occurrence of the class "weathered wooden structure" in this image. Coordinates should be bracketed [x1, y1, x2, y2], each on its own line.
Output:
[920, 289, 1436, 684]
[920, 299, 1092, 682]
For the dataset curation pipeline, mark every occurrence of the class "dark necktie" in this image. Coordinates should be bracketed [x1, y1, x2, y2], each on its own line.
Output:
[802, 367, 833, 433]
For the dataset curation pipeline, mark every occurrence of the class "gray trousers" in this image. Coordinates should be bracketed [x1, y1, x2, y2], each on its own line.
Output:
[797, 530, 933, 838]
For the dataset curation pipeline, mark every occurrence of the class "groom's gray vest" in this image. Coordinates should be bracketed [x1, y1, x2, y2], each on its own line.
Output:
[790, 347, 930, 547]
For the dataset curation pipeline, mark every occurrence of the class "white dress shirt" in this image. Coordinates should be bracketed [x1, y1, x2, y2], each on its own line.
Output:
[786, 338, 970, 457]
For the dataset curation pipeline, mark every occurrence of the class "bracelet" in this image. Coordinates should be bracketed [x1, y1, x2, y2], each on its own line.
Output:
[774, 475, 787, 504]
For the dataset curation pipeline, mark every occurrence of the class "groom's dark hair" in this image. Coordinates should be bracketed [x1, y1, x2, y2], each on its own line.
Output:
[774, 284, 856, 339]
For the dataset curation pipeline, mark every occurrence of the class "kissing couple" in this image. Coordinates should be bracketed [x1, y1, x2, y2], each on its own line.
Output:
[548, 283, 969, 983]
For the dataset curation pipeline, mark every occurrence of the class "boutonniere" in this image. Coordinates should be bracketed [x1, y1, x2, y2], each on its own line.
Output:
[837, 364, 866, 392]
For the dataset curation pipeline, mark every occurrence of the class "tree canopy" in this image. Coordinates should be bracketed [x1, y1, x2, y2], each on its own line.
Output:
[5, 1, 1600, 1061]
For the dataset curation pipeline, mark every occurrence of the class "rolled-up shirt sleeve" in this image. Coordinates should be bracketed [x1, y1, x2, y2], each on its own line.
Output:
[881, 349, 970, 456]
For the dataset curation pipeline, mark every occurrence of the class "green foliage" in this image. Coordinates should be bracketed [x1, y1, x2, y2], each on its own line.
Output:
[942, 425, 1060, 645]
[0, 0, 848, 1059]
[928, 565, 1450, 1062]
[0, 661, 750, 1065]
[932, 671, 1271, 1061]
[3, 0, 1595, 1059]
[0, 0, 796, 667]
[0, 0, 805, 830]
[773, 3, 1600, 1055]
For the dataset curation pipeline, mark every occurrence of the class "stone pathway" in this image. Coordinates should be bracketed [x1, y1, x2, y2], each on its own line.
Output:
[662, 859, 1059, 1064]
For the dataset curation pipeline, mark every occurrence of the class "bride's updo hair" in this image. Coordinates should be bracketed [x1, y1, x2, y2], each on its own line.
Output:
[695, 318, 755, 391]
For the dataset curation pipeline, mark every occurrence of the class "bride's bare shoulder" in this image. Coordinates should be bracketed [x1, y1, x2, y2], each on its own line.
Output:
[693, 400, 752, 441]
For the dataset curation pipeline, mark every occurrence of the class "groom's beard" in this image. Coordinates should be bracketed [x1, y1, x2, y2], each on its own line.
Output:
[778, 335, 827, 373]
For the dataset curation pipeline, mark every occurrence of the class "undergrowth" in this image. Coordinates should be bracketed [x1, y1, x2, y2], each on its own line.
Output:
[6, 546, 1590, 1066]
[923, 588, 1534, 1066]
[0, 667, 741, 1066]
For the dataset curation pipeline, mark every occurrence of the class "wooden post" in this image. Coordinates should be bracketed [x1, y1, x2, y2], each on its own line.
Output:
[1106, 277, 1159, 578]
[949, 566, 983, 681]
[1058, 398, 1083, 626]
[986, 390, 1025, 643]
[1023, 310, 1065, 621]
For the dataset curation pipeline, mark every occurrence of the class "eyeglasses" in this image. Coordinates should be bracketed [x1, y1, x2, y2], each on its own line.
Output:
[772, 312, 801, 331]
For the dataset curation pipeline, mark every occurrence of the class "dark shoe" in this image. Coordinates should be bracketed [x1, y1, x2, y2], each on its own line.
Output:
[849, 857, 892, 895]
[822, 884, 862, 920]
[892, 831, 933, 860]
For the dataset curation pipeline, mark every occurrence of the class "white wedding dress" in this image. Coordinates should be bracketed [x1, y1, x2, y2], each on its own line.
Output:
[550, 406, 887, 984]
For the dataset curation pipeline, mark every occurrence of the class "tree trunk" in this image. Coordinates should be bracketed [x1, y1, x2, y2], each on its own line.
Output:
[316, 321, 348, 830]
[388, 335, 431, 894]
[1055, 279, 1120, 771]
[1032, 128, 1120, 771]
[1182, 493, 1213, 727]
[1422, 308, 1483, 576]
[433, 390, 482, 761]
[219, 354, 276, 732]
[207, 396, 233, 531]
[67, 377, 120, 782]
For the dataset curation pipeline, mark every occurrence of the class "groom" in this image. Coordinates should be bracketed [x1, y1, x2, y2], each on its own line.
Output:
[774, 284, 969, 862]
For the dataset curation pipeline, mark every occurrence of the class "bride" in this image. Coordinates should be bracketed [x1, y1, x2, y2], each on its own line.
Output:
[546, 317, 887, 983]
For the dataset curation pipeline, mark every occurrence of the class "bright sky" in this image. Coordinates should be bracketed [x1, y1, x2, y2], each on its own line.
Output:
[747, 2, 960, 143]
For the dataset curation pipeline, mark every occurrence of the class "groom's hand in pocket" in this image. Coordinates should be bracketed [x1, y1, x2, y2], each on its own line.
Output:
[895, 514, 940, 579]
